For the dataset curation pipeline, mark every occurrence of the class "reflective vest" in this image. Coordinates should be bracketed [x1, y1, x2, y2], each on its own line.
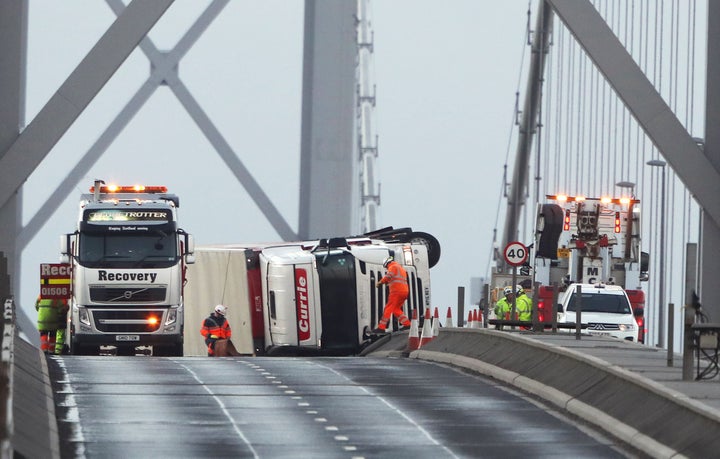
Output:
[35, 297, 68, 331]
[380, 262, 409, 293]
[495, 297, 512, 319]
[200, 314, 231, 342]
[516, 294, 533, 321]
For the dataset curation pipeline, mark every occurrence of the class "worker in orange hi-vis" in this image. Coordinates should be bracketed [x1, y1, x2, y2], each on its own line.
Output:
[200, 304, 232, 356]
[371, 256, 411, 334]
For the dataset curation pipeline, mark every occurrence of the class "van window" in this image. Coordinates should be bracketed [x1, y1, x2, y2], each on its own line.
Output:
[567, 293, 631, 314]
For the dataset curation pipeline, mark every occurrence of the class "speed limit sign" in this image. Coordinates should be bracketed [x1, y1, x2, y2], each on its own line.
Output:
[504, 241, 528, 267]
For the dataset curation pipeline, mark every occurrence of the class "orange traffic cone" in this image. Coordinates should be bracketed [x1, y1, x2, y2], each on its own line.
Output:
[432, 307, 440, 337]
[474, 309, 481, 329]
[478, 308, 483, 327]
[406, 309, 420, 351]
[419, 308, 434, 347]
[466, 310, 473, 328]
[446, 307, 453, 327]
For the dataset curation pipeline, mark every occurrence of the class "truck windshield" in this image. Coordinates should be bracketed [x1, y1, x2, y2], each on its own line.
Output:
[567, 293, 632, 314]
[78, 230, 178, 269]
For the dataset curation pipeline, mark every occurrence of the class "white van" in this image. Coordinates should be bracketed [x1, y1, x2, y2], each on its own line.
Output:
[557, 283, 638, 341]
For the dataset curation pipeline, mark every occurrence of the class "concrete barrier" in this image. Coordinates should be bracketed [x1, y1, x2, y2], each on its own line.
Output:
[369, 327, 720, 458]
[2, 297, 59, 458]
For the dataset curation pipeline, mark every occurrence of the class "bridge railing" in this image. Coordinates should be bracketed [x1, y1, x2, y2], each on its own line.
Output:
[0, 297, 15, 458]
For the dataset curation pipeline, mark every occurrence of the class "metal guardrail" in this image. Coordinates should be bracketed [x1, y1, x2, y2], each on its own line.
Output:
[0, 298, 14, 459]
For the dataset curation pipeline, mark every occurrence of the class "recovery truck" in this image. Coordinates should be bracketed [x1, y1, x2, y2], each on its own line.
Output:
[533, 194, 647, 341]
[61, 181, 195, 356]
[183, 227, 440, 356]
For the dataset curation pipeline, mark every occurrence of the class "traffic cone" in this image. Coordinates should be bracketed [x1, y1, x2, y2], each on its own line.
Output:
[432, 307, 440, 337]
[472, 309, 479, 328]
[406, 309, 420, 351]
[466, 310, 473, 328]
[419, 308, 434, 347]
[446, 307, 453, 327]
[477, 308, 483, 328]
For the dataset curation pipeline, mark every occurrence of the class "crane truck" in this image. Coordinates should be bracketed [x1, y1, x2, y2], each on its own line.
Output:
[183, 227, 441, 356]
[533, 194, 647, 341]
[60, 180, 195, 356]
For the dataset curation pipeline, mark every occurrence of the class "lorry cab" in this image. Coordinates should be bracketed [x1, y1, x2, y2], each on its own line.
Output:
[259, 238, 432, 355]
[557, 283, 638, 341]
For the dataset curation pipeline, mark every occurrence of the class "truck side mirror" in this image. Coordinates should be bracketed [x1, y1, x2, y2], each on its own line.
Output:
[60, 234, 72, 263]
[186, 233, 195, 254]
[185, 253, 195, 264]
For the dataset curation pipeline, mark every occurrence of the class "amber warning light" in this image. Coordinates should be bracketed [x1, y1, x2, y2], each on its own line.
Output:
[89, 185, 168, 194]
[563, 209, 571, 231]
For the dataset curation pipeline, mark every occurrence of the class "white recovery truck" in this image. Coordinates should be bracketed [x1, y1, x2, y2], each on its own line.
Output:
[61, 181, 195, 356]
[183, 227, 441, 356]
[533, 194, 647, 341]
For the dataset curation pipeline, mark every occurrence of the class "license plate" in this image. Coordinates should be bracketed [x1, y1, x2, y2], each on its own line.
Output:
[116, 335, 140, 342]
[589, 331, 610, 336]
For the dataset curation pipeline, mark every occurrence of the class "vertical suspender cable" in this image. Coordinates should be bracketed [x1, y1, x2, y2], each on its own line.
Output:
[619, 0, 628, 183]
[599, 0, 608, 195]
[578, 40, 584, 193]
[667, 0, 678, 302]
[564, 35, 573, 191]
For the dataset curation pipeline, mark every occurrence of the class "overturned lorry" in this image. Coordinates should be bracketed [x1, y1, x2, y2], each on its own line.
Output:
[184, 227, 441, 356]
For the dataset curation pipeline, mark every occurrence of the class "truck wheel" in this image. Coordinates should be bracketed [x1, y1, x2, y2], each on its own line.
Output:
[74, 344, 97, 356]
[408, 232, 441, 268]
[170, 343, 184, 357]
[153, 343, 184, 357]
[116, 346, 135, 356]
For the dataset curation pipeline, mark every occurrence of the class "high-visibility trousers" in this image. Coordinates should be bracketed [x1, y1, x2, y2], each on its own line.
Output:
[378, 290, 410, 330]
[55, 328, 66, 355]
[40, 331, 57, 353]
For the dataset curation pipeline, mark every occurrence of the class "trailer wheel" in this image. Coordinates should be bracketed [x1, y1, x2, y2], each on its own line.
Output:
[408, 232, 441, 268]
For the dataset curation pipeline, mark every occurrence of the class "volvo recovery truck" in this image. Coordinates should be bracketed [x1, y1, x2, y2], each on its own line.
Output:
[183, 227, 440, 356]
[61, 181, 195, 356]
[533, 194, 647, 340]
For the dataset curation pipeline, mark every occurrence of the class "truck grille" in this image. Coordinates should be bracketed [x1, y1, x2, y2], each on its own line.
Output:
[587, 323, 620, 331]
[89, 287, 166, 303]
[92, 309, 164, 333]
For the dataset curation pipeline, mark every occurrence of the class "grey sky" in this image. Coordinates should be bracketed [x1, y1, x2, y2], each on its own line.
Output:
[20, 1, 532, 322]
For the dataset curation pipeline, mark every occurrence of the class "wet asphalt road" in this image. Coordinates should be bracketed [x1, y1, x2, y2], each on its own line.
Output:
[48, 355, 634, 458]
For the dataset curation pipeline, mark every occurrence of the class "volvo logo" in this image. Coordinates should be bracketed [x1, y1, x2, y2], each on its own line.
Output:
[123, 290, 134, 299]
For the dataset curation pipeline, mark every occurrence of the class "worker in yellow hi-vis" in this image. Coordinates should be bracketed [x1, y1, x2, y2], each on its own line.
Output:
[35, 295, 67, 354]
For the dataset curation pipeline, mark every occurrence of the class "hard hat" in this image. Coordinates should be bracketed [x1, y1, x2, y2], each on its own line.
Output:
[214, 304, 227, 316]
[515, 285, 524, 295]
[503, 286, 513, 296]
[382, 256, 394, 268]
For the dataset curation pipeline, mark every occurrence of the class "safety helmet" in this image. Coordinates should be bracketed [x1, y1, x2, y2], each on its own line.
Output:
[214, 304, 227, 316]
[503, 286, 513, 296]
[382, 256, 394, 268]
[515, 285, 524, 295]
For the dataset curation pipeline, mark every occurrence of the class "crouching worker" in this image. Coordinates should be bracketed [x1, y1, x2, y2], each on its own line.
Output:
[200, 304, 231, 356]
